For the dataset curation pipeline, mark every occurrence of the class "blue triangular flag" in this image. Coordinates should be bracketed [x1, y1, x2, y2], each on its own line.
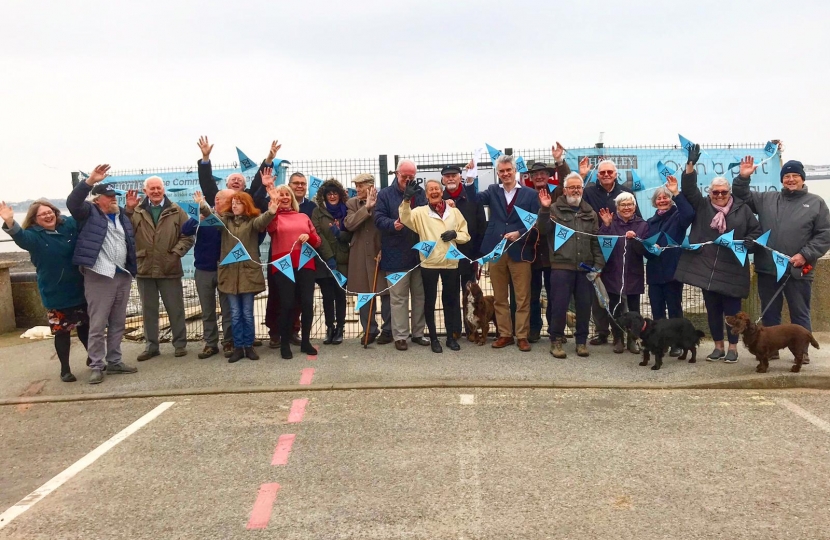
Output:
[485, 143, 503, 166]
[764, 141, 778, 158]
[236, 147, 257, 172]
[714, 230, 734, 248]
[177, 201, 201, 220]
[413, 241, 437, 259]
[347, 188, 357, 198]
[513, 205, 537, 231]
[553, 223, 575, 251]
[355, 293, 375, 312]
[385, 272, 406, 285]
[220, 242, 251, 266]
[490, 237, 508, 261]
[167, 187, 189, 193]
[681, 236, 702, 251]
[515, 156, 528, 173]
[201, 214, 223, 227]
[332, 269, 347, 288]
[630, 170, 645, 191]
[298, 243, 317, 270]
[772, 250, 789, 281]
[656, 161, 676, 183]
[548, 183, 557, 192]
[730, 240, 748, 266]
[678, 134, 695, 157]
[664, 233, 680, 247]
[271, 253, 294, 282]
[755, 230, 771, 248]
[445, 245, 466, 260]
[308, 176, 324, 200]
[641, 232, 663, 256]
[598, 235, 618, 262]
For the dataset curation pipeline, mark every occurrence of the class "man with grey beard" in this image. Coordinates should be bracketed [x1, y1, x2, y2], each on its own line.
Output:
[536, 172, 604, 359]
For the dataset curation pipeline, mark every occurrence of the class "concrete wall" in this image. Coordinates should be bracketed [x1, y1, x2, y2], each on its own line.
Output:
[11, 280, 48, 329]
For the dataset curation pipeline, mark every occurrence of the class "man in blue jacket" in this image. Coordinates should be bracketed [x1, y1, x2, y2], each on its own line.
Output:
[67, 164, 139, 384]
[467, 155, 539, 352]
[733, 157, 830, 362]
[374, 159, 429, 351]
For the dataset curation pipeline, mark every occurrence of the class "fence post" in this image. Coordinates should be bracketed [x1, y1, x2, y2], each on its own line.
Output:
[379, 155, 389, 189]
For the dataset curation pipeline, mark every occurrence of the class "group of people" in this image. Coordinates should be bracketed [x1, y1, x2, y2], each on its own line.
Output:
[2, 139, 828, 385]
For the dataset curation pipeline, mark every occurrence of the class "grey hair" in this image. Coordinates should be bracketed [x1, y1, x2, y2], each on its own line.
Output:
[495, 154, 516, 168]
[225, 172, 247, 187]
[396, 159, 418, 172]
[597, 159, 617, 171]
[563, 172, 583, 186]
[143, 176, 164, 190]
[709, 176, 730, 191]
[614, 191, 636, 208]
[650, 186, 675, 208]
[425, 179, 442, 190]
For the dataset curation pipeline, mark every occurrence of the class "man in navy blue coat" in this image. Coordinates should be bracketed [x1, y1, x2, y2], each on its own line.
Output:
[468, 155, 539, 352]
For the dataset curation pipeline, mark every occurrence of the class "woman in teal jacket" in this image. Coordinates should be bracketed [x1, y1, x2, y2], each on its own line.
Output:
[1, 200, 89, 382]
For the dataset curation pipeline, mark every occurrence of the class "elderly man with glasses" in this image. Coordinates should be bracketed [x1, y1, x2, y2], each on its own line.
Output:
[579, 158, 640, 348]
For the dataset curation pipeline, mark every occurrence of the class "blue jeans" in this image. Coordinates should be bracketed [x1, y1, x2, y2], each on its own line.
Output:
[227, 293, 255, 348]
[758, 272, 813, 331]
[648, 280, 684, 320]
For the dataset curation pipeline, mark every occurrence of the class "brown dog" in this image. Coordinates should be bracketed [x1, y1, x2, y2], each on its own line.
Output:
[726, 311, 819, 373]
[464, 281, 496, 345]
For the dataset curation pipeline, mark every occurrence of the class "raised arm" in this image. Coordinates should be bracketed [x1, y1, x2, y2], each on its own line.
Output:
[0, 202, 41, 252]
[67, 164, 110, 221]
[248, 140, 280, 210]
[731, 156, 762, 214]
[535, 188, 553, 235]
[680, 144, 704, 208]
[197, 136, 219, 206]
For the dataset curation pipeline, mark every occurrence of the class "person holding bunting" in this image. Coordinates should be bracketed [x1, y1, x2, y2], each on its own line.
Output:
[466, 154, 539, 352]
[537, 172, 604, 359]
[312, 178, 352, 345]
[674, 145, 761, 363]
[597, 192, 649, 355]
[399, 179, 470, 353]
[645, 175, 695, 357]
[196, 179, 278, 363]
[266, 184, 323, 359]
[732, 156, 830, 364]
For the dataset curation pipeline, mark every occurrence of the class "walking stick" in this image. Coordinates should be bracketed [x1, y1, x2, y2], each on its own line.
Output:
[363, 252, 382, 348]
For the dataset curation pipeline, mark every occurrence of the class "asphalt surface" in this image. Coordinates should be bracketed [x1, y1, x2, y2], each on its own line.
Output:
[3, 388, 830, 539]
[2, 334, 829, 402]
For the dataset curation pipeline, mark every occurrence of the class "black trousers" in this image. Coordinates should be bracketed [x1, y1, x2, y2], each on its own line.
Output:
[608, 293, 641, 341]
[648, 280, 684, 320]
[318, 277, 347, 328]
[274, 268, 316, 344]
[421, 267, 460, 340]
[702, 289, 741, 344]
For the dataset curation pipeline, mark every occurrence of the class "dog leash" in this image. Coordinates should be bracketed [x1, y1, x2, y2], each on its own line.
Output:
[754, 274, 791, 324]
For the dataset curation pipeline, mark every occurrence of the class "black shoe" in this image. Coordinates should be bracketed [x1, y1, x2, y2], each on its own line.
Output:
[589, 334, 609, 346]
[431, 339, 443, 353]
[290, 332, 302, 346]
[446, 338, 460, 351]
[323, 325, 335, 345]
[364, 331, 379, 344]
[245, 347, 260, 360]
[223, 342, 234, 357]
[300, 342, 318, 355]
[61, 372, 77, 383]
[376, 332, 393, 345]
[411, 336, 431, 347]
[85, 356, 91, 367]
[332, 325, 344, 345]
[669, 346, 682, 358]
[228, 348, 245, 363]
[528, 330, 541, 343]
[281, 345, 293, 360]
[268, 338, 280, 349]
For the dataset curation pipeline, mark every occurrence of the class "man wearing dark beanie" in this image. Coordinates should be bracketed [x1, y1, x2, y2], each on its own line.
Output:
[733, 156, 830, 362]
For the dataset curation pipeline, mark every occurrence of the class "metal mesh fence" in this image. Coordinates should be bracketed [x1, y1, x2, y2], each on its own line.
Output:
[115, 144, 767, 344]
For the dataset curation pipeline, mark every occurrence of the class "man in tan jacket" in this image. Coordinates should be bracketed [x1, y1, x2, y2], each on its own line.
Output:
[125, 176, 195, 361]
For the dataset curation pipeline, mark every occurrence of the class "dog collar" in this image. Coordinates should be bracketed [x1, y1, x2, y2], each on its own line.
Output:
[641, 320, 647, 333]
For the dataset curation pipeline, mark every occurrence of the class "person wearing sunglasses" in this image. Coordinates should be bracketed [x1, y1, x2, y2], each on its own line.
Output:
[674, 144, 761, 363]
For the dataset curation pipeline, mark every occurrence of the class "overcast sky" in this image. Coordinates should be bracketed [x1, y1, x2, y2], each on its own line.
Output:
[1, 0, 827, 201]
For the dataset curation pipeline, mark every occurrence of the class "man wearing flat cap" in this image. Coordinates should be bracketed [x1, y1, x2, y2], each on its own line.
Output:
[733, 156, 830, 362]
[344, 173, 392, 344]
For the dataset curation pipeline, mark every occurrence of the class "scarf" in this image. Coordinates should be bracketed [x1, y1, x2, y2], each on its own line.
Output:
[325, 200, 348, 223]
[709, 196, 733, 234]
[446, 183, 464, 199]
[430, 200, 446, 217]
[656, 209, 669, 216]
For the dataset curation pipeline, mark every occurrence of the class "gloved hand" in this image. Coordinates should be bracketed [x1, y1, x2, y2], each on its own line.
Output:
[326, 258, 337, 270]
[742, 238, 756, 252]
[329, 223, 341, 238]
[403, 180, 419, 202]
[440, 230, 457, 242]
[687, 143, 701, 166]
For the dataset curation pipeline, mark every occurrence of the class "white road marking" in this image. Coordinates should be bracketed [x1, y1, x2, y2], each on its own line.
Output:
[778, 399, 830, 434]
[0, 401, 175, 530]
[459, 394, 475, 405]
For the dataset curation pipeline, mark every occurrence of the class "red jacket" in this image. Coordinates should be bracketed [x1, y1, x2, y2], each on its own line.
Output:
[267, 210, 322, 271]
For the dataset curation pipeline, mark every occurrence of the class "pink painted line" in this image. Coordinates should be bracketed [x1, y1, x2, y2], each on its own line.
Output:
[246, 483, 280, 530]
[288, 398, 309, 423]
[271, 434, 296, 466]
[299, 368, 315, 385]
[307, 355, 317, 361]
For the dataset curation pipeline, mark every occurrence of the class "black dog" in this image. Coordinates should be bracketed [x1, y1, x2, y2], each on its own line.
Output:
[615, 312, 705, 370]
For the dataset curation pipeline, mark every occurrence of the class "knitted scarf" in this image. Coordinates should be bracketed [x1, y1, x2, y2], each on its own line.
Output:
[709, 196, 733, 234]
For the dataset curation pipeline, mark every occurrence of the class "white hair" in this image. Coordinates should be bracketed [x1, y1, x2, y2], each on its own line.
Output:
[396, 159, 418, 172]
[425, 179, 442, 190]
[563, 172, 583, 187]
[225, 172, 247, 188]
[709, 176, 731, 191]
[597, 159, 617, 171]
[143, 176, 164, 190]
[496, 154, 516, 168]
[614, 191, 636, 207]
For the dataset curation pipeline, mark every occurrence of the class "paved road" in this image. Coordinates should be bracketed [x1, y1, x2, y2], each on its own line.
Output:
[2, 388, 830, 539]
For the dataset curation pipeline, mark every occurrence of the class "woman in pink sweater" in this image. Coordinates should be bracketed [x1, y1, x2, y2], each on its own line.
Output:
[266, 185, 322, 359]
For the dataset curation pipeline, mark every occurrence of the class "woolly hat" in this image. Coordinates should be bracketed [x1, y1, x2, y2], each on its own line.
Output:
[780, 160, 806, 182]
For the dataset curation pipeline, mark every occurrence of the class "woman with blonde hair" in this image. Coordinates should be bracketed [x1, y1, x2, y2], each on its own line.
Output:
[1, 199, 89, 382]
[196, 170, 279, 363]
[266, 184, 323, 359]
